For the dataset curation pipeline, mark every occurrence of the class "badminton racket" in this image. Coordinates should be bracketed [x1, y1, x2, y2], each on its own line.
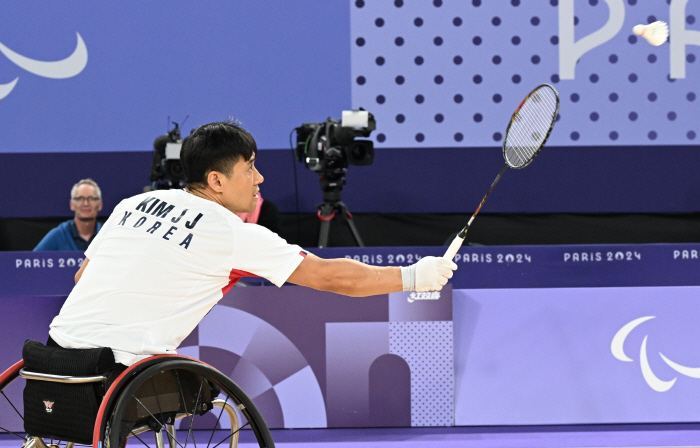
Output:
[444, 84, 560, 260]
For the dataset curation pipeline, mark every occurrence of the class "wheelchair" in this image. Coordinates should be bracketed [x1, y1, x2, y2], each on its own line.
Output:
[0, 354, 275, 448]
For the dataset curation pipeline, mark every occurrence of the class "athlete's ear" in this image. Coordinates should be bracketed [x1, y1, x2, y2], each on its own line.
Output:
[206, 171, 225, 192]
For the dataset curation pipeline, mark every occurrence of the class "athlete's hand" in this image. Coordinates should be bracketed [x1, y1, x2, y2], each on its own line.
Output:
[400, 256, 458, 292]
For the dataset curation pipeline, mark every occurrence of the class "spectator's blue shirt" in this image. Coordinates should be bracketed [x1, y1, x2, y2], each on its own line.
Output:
[33, 220, 102, 251]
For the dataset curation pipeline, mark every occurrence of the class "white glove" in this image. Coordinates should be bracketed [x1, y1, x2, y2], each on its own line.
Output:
[400, 256, 458, 292]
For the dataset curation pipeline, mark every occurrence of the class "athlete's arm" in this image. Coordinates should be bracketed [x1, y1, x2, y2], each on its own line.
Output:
[286, 254, 457, 296]
[75, 258, 90, 284]
[287, 254, 401, 296]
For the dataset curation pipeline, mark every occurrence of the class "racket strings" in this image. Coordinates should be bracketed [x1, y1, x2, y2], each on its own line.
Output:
[506, 97, 555, 165]
[504, 86, 558, 168]
[508, 111, 546, 165]
[508, 102, 551, 163]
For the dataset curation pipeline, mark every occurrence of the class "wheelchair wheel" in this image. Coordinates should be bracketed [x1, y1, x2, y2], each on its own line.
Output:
[0, 361, 28, 445]
[100, 359, 275, 448]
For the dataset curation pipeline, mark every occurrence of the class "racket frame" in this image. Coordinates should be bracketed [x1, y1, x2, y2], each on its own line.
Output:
[502, 83, 560, 170]
[444, 84, 560, 260]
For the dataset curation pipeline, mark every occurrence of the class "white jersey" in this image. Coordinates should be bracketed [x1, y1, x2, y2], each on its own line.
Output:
[49, 189, 307, 366]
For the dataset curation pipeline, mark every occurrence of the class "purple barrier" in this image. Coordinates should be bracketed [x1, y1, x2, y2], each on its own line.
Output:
[3, 244, 700, 427]
[6, 243, 700, 294]
[454, 286, 700, 425]
[0, 251, 454, 430]
[178, 286, 453, 429]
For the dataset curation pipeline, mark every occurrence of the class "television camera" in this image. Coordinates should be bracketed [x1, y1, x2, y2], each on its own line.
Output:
[294, 109, 376, 247]
[149, 121, 185, 190]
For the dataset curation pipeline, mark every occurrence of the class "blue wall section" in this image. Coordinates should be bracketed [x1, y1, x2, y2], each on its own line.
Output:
[0, 1, 350, 153]
[2, 2, 700, 216]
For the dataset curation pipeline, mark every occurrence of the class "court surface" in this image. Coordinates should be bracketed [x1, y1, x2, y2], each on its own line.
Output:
[4, 425, 698, 448]
[263, 426, 700, 448]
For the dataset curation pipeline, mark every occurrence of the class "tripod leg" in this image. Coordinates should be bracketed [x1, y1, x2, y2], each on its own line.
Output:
[340, 204, 365, 247]
[318, 219, 331, 248]
[345, 217, 365, 247]
[317, 207, 336, 248]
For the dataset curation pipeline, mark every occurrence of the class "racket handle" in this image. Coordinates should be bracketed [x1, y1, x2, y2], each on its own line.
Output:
[443, 235, 465, 261]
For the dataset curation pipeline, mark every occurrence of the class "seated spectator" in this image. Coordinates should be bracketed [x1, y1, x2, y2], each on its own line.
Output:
[34, 179, 104, 251]
[235, 192, 282, 235]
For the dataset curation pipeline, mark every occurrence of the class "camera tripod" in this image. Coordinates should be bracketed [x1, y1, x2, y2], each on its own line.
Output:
[317, 190, 364, 248]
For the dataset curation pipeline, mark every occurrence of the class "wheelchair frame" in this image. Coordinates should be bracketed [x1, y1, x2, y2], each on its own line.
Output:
[0, 355, 275, 448]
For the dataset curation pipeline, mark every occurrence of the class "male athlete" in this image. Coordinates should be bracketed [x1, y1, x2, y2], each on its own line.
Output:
[49, 122, 458, 366]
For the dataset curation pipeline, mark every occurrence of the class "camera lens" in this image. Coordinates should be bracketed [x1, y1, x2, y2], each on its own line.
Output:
[164, 160, 185, 180]
[347, 141, 374, 166]
[350, 143, 366, 160]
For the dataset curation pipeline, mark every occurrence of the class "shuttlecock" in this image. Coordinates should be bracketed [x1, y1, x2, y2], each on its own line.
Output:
[632, 21, 669, 46]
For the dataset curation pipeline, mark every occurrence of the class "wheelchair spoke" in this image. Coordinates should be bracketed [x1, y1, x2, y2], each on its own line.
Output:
[185, 377, 205, 448]
[174, 371, 191, 448]
[150, 377, 165, 419]
[130, 430, 152, 448]
[131, 396, 186, 448]
[133, 396, 165, 428]
[0, 424, 25, 439]
[1, 391, 23, 421]
[206, 396, 229, 448]
[209, 421, 250, 448]
[148, 376, 169, 448]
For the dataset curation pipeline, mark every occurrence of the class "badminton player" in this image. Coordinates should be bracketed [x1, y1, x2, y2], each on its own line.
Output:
[48, 121, 457, 366]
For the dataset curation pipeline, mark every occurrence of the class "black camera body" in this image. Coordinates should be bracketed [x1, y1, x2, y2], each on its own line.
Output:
[294, 110, 376, 247]
[149, 122, 185, 189]
[295, 109, 376, 173]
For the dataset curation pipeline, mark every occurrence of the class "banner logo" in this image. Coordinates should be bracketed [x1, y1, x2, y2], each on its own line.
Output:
[408, 291, 440, 303]
[0, 32, 88, 100]
[612, 316, 700, 392]
[43, 400, 54, 413]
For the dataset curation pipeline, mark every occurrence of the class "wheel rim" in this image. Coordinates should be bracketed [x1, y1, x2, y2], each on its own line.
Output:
[2, 358, 274, 448]
[105, 360, 274, 448]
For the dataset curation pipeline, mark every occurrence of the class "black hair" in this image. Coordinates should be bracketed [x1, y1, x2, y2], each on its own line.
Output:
[180, 120, 258, 190]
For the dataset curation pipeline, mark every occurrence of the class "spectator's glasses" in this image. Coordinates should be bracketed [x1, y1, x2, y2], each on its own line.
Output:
[72, 196, 101, 203]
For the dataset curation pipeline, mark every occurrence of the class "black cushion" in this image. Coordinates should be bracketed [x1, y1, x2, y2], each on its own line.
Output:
[22, 339, 116, 444]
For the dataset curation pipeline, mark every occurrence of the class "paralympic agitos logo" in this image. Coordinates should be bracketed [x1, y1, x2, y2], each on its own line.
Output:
[612, 316, 700, 392]
[0, 32, 87, 100]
